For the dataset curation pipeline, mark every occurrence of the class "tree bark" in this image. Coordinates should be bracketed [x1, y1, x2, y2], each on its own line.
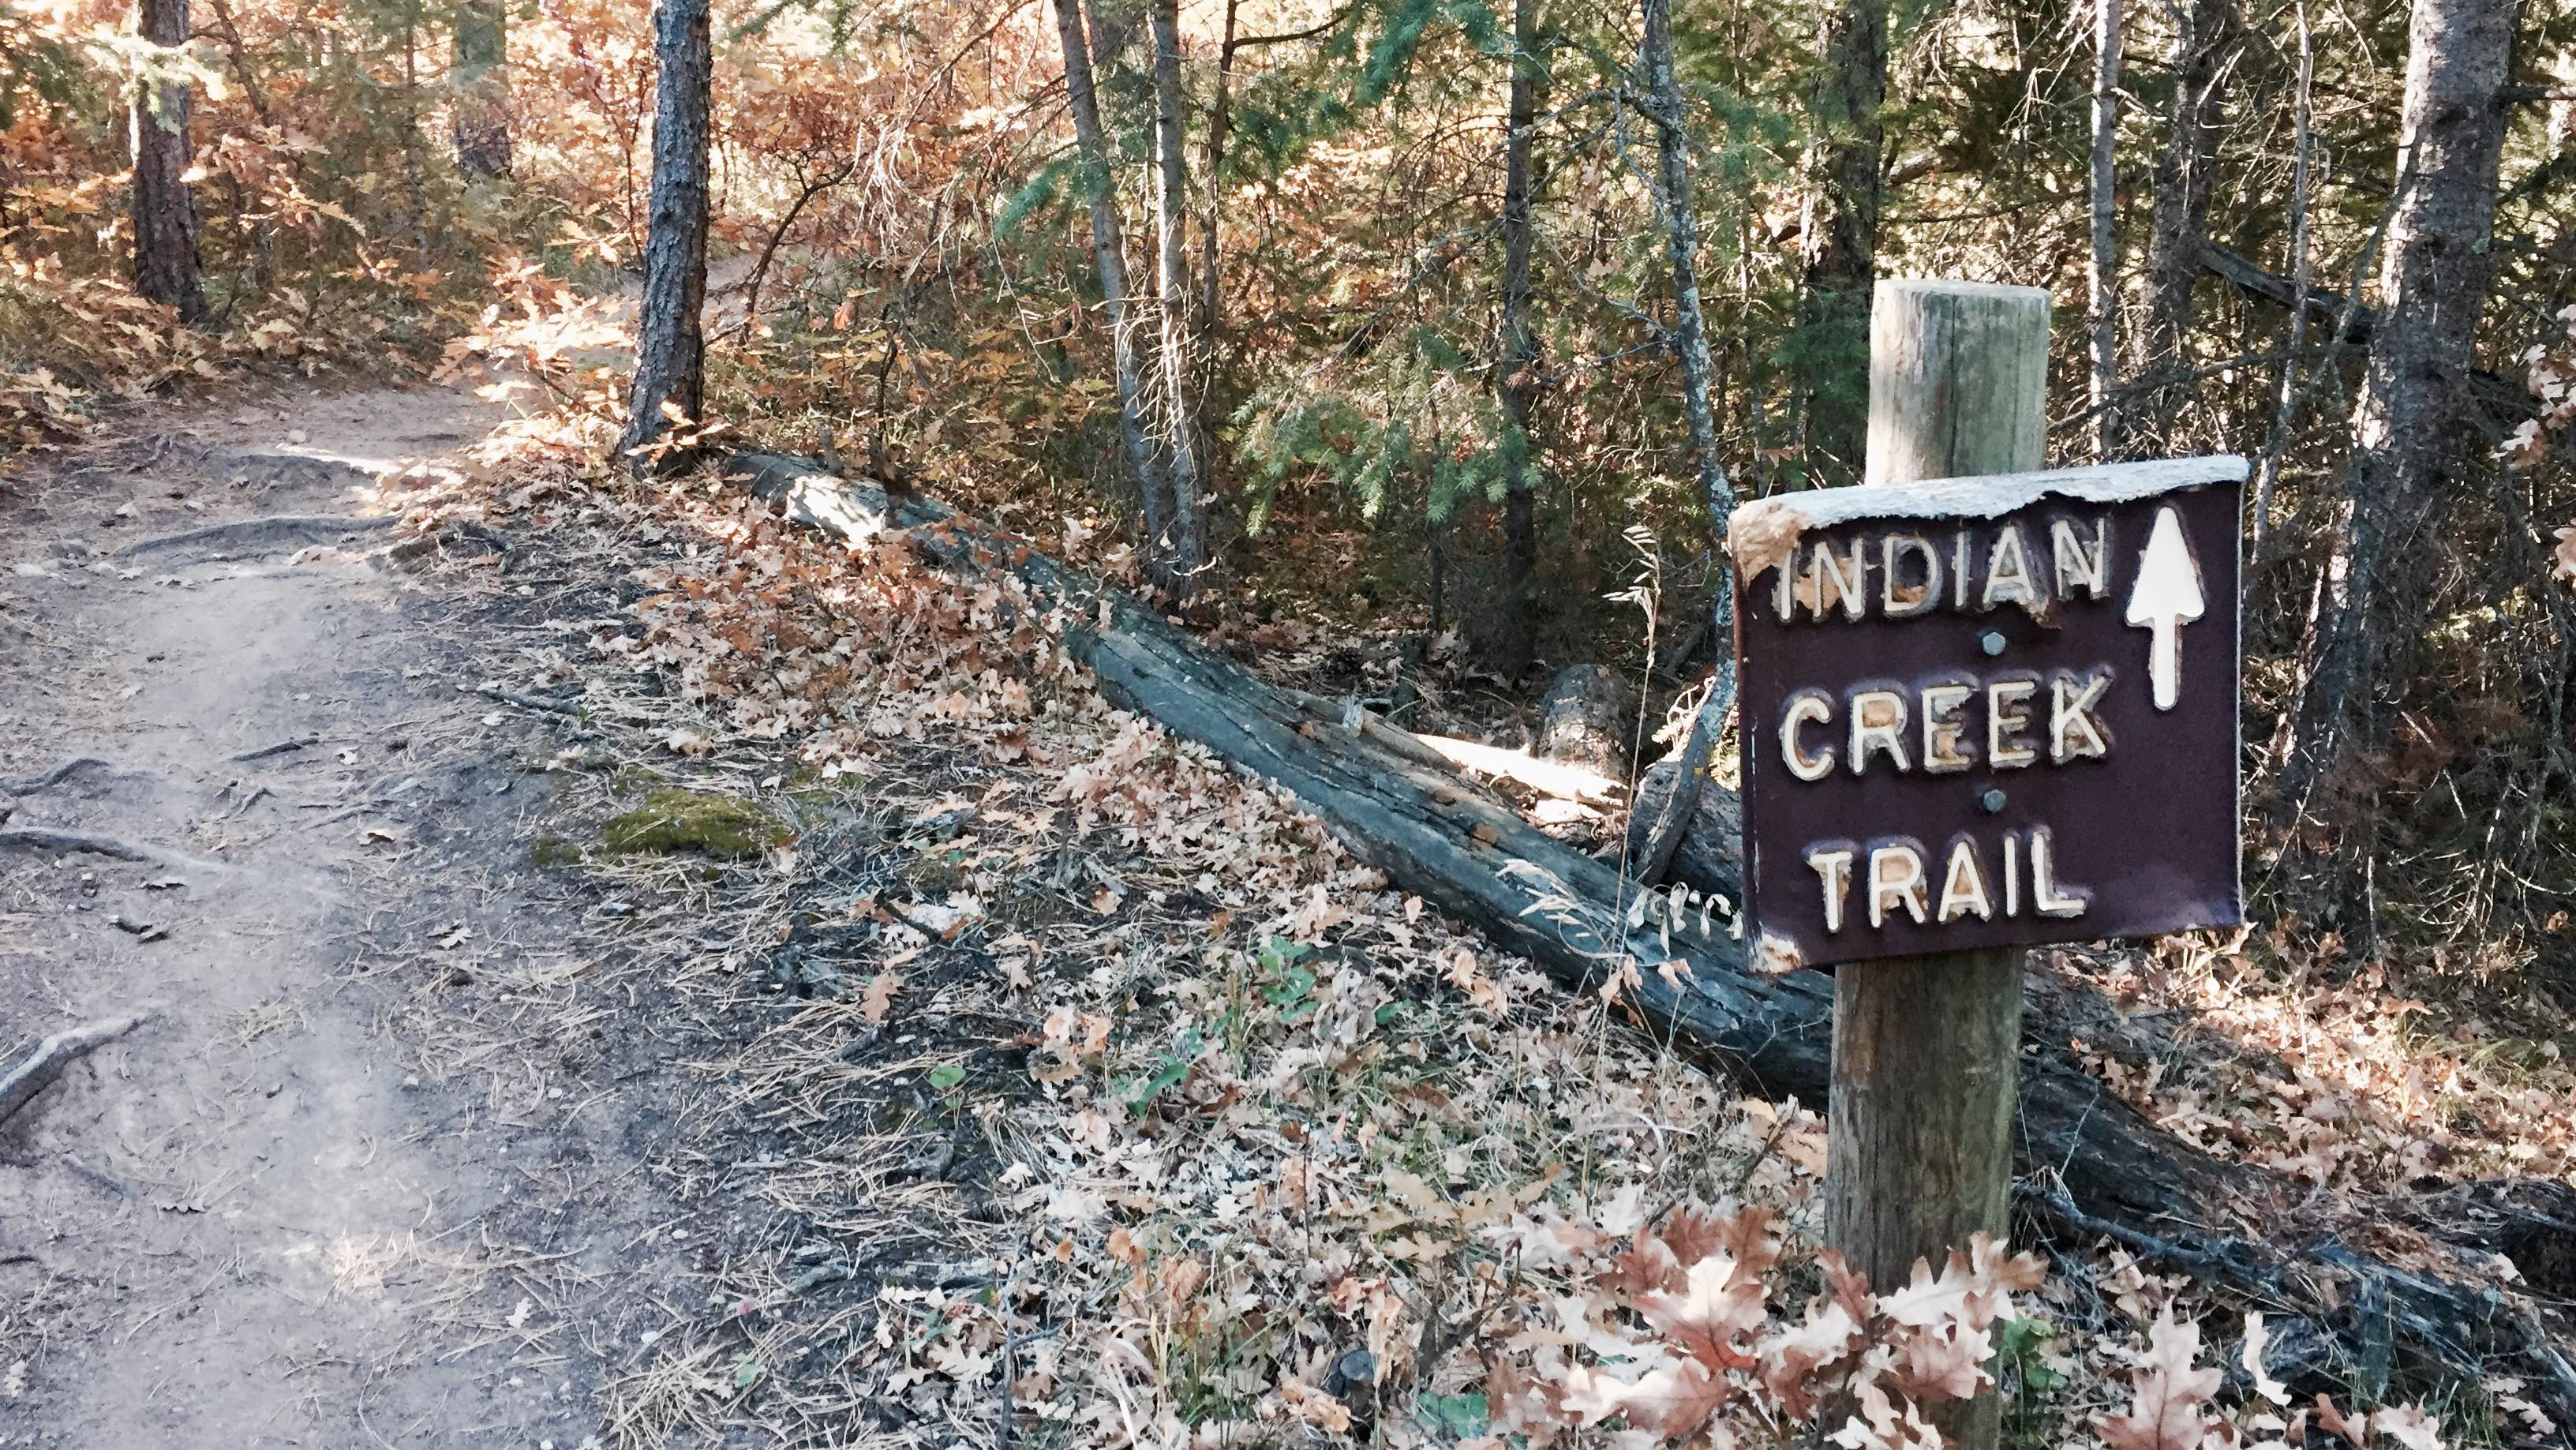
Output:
[1053, 0, 1179, 582]
[1631, 0, 1740, 879]
[616, 0, 712, 474]
[2087, 0, 2120, 459]
[451, 0, 512, 178]
[2278, 0, 2518, 920]
[1148, 0, 1209, 594]
[1495, 0, 1542, 676]
[2132, 0, 2240, 447]
[2248, 0, 2312, 558]
[130, 0, 204, 323]
[1196, 0, 1237, 503]
[1794, 0, 1885, 485]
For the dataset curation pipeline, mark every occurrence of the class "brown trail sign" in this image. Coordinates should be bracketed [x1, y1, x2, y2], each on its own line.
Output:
[1732, 279, 2250, 1450]
[1728, 455, 2248, 969]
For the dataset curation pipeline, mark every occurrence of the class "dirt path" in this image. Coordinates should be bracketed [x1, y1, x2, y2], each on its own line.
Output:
[0, 387, 702, 1448]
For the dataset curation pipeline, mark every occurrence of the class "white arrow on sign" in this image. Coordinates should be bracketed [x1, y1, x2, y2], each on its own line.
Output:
[2124, 504, 2206, 711]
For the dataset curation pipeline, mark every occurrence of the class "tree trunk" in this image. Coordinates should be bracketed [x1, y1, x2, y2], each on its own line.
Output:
[400, 0, 429, 255]
[1794, 0, 1885, 485]
[616, 0, 712, 474]
[1053, 0, 1178, 580]
[1196, 0, 1237, 499]
[1147, 0, 1208, 594]
[1495, 0, 1542, 676]
[130, 0, 204, 323]
[2278, 0, 2518, 921]
[1631, 0, 1740, 878]
[2132, 0, 2239, 447]
[2248, 0, 2312, 557]
[2087, 0, 2119, 459]
[451, 0, 512, 178]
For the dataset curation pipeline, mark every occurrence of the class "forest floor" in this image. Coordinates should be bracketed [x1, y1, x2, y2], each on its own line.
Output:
[2, 373, 2570, 1450]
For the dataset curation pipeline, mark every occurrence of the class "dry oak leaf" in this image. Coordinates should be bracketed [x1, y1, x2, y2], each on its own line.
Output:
[1757, 1298, 1867, 1420]
[2095, 1309, 2226, 1450]
[1638, 1252, 1770, 1371]
[859, 971, 900, 1024]
[1569, 1357, 1737, 1441]
[1893, 1320, 1994, 1402]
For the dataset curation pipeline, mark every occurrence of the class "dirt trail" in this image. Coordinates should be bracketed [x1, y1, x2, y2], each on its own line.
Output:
[0, 387, 698, 1448]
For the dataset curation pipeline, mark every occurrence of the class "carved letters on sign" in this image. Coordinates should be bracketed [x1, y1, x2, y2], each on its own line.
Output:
[1728, 458, 2247, 969]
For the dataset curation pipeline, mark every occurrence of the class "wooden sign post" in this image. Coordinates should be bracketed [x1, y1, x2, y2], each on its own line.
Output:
[1728, 280, 2246, 1447]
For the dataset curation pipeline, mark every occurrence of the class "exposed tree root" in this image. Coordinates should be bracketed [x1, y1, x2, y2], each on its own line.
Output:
[116, 513, 395, 560]
[0, 1010, 156, 1126]
[0, 827, 222, 874]
[3, 759, 114, 796]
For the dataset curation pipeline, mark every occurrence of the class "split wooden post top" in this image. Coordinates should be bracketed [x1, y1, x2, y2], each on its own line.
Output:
[1728, 279, 2245, 1449]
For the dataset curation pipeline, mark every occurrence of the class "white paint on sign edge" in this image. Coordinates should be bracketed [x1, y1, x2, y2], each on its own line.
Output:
[1725, 455, 2247, 583]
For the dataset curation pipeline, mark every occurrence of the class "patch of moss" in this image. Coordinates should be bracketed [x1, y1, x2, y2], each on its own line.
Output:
[530, 834, 583, 867]
[600, 788, 792, 860]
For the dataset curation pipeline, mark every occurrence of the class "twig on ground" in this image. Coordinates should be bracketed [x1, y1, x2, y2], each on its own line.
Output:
[229, 737, 320, 763]
[0, 1009, 157, 1125]
[475, 685, 587, 718]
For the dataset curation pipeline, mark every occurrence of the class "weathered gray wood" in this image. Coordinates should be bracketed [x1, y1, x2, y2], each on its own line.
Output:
[1145, 0, 1208, 588]
[1863, 281, 2049, 490]
[1633, 0, 1743, 891]
[1535, 664, 1634, 781]
[2278, 0, 2521, 916]
[1494, 0, 1541, 673]
[1833, 279, 2050, 1450]
[0, 1010, 154, 1125]
[723, 446, 2576, 1428]
[1622, 758, 1741, 908]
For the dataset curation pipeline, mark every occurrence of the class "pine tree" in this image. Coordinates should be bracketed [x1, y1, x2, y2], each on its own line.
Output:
[618, 0, 712, 473]
[2278, 0, 2520, 926]
[1794, 0, 1884, 484]
[130, 0, 204, 322]
[452, 0, 511, 178]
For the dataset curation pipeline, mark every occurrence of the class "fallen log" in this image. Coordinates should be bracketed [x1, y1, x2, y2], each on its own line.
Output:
[1623, 756, 1742, 909]
[1535, 663, 1635, 781]
[723, 449, 2576, 1423]
[2195, 241, 2532, 424]
[1410, 733, 1623, 806]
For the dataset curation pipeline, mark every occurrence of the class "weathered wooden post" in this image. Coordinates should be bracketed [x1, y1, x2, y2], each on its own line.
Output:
[1728, 278, 2248, 1448]
[1833, 281, 2048, 1449]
